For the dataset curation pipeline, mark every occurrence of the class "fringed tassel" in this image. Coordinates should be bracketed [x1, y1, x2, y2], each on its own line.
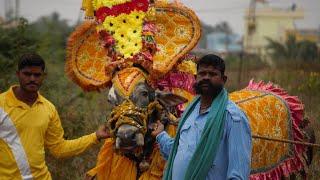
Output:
[82, 0, 95, 18]
[65, 21, 110, 91]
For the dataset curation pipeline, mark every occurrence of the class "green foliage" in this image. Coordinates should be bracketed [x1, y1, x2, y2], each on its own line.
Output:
[0, 18, 38, 90]
[266, 35, 319, 61]
[29, 12, 73, 62]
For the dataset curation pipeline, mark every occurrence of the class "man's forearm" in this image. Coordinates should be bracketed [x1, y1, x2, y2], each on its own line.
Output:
[156, 131, 175, 160]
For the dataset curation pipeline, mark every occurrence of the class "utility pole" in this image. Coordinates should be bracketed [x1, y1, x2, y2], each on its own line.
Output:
[4, 0, 9, 21]
[245, 0, 257, 54]
[15, 0, 20, 20]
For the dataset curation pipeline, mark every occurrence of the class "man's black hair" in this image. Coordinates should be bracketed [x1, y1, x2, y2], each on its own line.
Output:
[197, 54, 225, 75]
[18, 53, 45, 71]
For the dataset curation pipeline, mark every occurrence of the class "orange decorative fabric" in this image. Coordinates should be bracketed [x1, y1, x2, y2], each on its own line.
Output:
[243, 80, 306, 179]
[152, 2, 201, 76]
[66, 3, 201, 91]
[242, 81, 307, 180]
[230, 90, 291, 170]
[66, 22, 112, 91]
[112, 67, 147, 97]
[87, 125, 177, 180]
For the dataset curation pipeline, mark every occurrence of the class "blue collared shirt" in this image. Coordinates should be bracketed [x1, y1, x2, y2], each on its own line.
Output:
[156, 100, 252, 180]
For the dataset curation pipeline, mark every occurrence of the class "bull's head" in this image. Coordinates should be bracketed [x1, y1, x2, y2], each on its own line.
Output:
[106, 68, 186, 155]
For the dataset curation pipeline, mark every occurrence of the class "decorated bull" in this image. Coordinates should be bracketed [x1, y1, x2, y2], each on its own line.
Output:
[65, 0, 312, 179]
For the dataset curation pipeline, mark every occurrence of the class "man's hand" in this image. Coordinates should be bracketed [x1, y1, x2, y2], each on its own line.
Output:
[96, 125, 111, 141]
[151, 120, 165, 137]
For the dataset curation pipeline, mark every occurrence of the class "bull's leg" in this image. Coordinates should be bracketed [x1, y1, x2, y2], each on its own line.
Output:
[136, 133, 144, 146]
[115, 137, 121, 149]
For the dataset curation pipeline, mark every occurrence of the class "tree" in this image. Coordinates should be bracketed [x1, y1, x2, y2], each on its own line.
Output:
[28, 12, 73, 62]
[213, 21, 233, 34]
[266, 35, 319, 61]
[297, 40, 318, 61]
[0, 18, 38, 90]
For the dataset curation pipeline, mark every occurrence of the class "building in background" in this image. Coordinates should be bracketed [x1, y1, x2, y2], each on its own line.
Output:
[206, 32, 242, 55]
[243, 3, 304, 58]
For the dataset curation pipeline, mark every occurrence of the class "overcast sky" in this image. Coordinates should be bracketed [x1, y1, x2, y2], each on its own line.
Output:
[1, 0, 319, 34]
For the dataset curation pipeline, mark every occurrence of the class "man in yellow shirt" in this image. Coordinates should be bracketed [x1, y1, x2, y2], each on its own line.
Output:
[0, 53, 110, 180]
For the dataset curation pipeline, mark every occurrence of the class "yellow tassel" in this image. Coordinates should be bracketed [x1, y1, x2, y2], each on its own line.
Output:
[82, 0, 95, 18]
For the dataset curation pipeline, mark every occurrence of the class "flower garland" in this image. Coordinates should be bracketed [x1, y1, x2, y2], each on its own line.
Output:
[88, 0, 157, 61]
[95, 0, 149, 23]
[102, 10, 146, 58]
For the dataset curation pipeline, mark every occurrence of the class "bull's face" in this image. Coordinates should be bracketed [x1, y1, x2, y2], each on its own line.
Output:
[107, 82, 152, 151]
[107, 81, 186, 152]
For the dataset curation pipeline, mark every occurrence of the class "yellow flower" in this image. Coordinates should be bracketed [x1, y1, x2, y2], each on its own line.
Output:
[113, 28, 128, 42]
[128, 11, 145, 26]
[102, 16, 118, 32]
[176, 60, 197, 75]
[123, 42, 142, 58]
[127, 28, 142, 41]
[100, 10, 147, 58]
[116, 40, 142, 58]
[96, 24, 105, 32]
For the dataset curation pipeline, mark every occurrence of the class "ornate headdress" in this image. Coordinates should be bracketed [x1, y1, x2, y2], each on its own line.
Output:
[65, 0, 201, 93]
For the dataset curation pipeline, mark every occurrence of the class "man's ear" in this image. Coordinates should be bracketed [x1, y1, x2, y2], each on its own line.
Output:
[155, 90, 188, 107]
[42, 72, 47, 79]
[223, 75, 227, 83]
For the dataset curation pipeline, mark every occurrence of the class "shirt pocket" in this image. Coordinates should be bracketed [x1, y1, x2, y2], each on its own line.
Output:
[179, 123, 197, 152]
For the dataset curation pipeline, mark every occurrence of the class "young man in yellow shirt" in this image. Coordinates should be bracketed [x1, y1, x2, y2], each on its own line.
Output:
[0, 53, 110, 180]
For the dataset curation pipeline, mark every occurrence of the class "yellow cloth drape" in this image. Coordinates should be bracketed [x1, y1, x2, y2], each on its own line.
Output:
[87, 125, 177, 180]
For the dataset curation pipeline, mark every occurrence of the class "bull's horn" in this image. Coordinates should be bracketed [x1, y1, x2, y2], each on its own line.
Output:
[136, 133, 144, 146]
[115, 137, 121, 149]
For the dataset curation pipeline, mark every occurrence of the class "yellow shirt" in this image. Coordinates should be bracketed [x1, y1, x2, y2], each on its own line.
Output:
[0, 86, 98, 180]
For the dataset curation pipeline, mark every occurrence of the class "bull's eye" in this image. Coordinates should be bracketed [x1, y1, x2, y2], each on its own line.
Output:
[141, 91, 148, 97]
[131, 134, 136, 140]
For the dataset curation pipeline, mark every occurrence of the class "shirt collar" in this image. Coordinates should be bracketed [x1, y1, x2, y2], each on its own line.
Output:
[197, 100, 210, 115]
[6, 85, 45, 108]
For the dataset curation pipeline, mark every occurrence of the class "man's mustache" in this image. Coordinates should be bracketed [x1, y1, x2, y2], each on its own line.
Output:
[197, 81, 214, 87]
[27, 82, 38, 86]
[193, 80, 223, 96]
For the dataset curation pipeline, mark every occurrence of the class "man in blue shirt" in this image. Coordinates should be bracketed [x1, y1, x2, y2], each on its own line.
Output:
[152, 54, 252, 180]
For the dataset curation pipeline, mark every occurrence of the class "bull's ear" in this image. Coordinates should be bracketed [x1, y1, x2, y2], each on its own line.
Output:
[155, 90, 188, 107]
[107, 86, 124, 106]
